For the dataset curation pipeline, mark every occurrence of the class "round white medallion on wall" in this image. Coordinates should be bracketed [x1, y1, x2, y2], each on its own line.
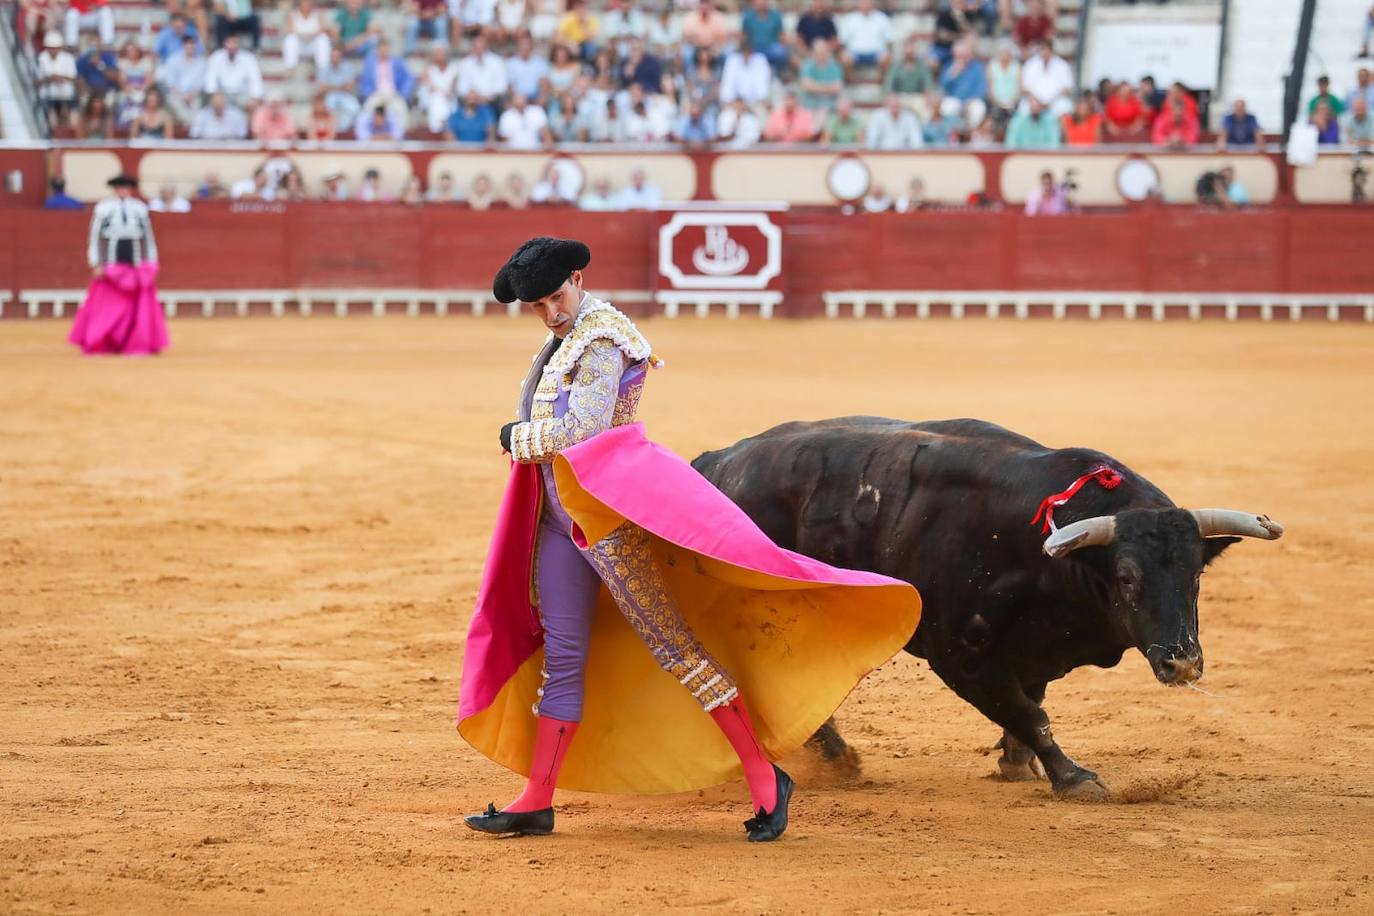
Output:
[827, 155, 871, 202]
[1115, 158, 1161, 202]
[548, 155, 586, 198]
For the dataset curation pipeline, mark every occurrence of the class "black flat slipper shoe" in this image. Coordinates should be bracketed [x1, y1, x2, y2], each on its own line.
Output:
[743, 765, 794, 842]
[464, 803, 555, 836]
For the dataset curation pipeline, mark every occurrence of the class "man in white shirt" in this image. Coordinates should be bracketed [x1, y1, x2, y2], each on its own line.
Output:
[189, 92, 249, 139]
[864, 93, 924, 150]
[578, 177, 622, 211]
[615, 168, 661, 209]
[148, 183, 193, 212]
[839, 0, 890, 73]
[37, 32, 77, 129]
[1019, 39, 1073, 116]
[230, 166, 277, 201]
[204, 36, 263, 107]
[456, 33, 509, 106]
[497, 90, 551, 148]
[719, 37, 773, 105]
[717, 98, 762, 148]
[159, 34, 207, 124]
[418, 45, 460, 132]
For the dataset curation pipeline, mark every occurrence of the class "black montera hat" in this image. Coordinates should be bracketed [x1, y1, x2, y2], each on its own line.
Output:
[107, 173, 138, 188]
[492, 237, 591, 304]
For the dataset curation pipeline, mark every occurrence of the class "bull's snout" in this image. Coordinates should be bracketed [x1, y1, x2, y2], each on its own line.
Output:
[1154, 652, 1204, 685]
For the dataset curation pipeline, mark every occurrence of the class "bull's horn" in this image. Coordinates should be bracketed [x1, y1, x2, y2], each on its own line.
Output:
[1190, 509, 1285, 540]
[1043, 516, 1117, 558]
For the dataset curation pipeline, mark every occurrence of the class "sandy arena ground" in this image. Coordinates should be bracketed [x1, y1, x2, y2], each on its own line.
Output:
[2, 316, 1372, 915]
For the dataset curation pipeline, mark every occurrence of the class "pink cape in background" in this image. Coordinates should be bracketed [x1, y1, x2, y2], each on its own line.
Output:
[68, 262, 169, 356]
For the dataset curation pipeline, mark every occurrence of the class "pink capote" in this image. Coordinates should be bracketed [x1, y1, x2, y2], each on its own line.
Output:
[68, 262, 169, 356]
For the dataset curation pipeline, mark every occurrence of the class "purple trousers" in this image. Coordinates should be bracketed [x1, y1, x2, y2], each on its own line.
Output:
[533, 467, 738, 722]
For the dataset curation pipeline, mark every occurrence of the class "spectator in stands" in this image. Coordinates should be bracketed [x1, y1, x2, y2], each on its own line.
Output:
[1151, 97, 1199, 149]
[647, 6, 682, 60]
[320, 168, 349, 200]
[359, 39, 415, 133]
[45, 177, 84, 210]
[1218, 98, 1260, 150]
[741, 0, 787, 74]
[862, 183, 892, 213]
[251, 90, 298, 140]
[839, 0, 891, 76]
[1218, 165, 1248, 208]
[37, 31, 77, 130]
[1363, 2, 1374, 59]
[337, 0, 377, 58]
[306, 93, 339, 139]
[717, 97, 762, 148]
[579, 176, 620, 210]
[504, 172, 530, 209]
[1094, 77, 1113, 106]
[674, 99, 716, 146]
[796, 0, 836, 50]
[1344, 94, 1373, 147]
[680, 53, 719, 112]
[158, 34, 207, 124]
[865, 93, 923, 149]
[231, 166, 276, 201]
[680, 0, 730, 68]
[155, 14, 203, 62]
[616, 167, 661, 209]
[277, 169, 306, 202]
[1012, 0, 1053, 50]
[458, 0, 499, 42]
[1348, 66, 1374, 112]
[1005, 97, 1060, 148]
[923, 95, 965, 146]
[498, 88, 552, 148]
[283, 0, 333, 72]
[130, 87, 177, 138]
[492, 0, 529, 46]
[355, 100, 406, 141]
[602, 0, 649, 57]
[418, 45, 461, 133]
[397, 175, 423, 205]
[356, 167, 390, 202]
[448, 89, 496, 141]
[149, 183, 192, 212]
[1060, 92, 1100, 147]
[458, 33, 509, 107]
[65, 0, 113, 49]
[885, 37, 932, 99]
[1195, 165, 1246, 209]
[508, 33, 551, 101]
[939, 40, 987, 129]
[205, 35, 263, 107]
[968, 114, 996, 147]
[319, 44, 362, 127]
[425, 170, 460, 202]
[556, 0, 601, 61]
[545, 90, 577, 140]
[1024, 169, 1067, 215]
[548, 43, 581, 92]
[573, 80, 614, 141]
[1019, 39, 1072, 116]
[620, 37, 664, 94]
[893, 176, 926, 212]
[719, 37, 772, 105]
[985, 41, 1020, 128]
[1311, 100, 1341, 145]
[799, 40, 844, 111]
[213, 0, 260, 50]
[530, 160, 578, 203]
[198, 171, 229, 199]
[73, 93, 114, 138]
[1307, 75, 1344, 118]
[932, 0, 977, 71]
[1103, 79, 1146, 137]
[189, 91, 248, 138]
[403, 0, 448, 56]
[763, 90, 818, 142]
[114, 41, 156, 129]
[1162, 81, 1198, 121]
[821, 95, 862, 145]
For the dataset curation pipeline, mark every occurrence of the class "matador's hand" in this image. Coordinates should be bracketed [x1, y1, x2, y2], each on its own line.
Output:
[499, 422, 516, 453]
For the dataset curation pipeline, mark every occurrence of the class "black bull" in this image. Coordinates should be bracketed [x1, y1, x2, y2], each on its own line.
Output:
[692, 417, 1283, 799]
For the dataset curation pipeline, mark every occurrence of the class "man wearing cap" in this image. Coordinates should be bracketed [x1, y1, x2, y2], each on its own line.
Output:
[69, 175, 168, 356]
[456, 238, 920, 842]
[37, 32, 78, 130]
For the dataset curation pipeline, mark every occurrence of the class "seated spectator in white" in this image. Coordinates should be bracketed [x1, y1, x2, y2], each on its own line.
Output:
[647, 6, 682, 60]
[602, 0, 649, 57]
[65, 0, 114, 49]
[968, 114, 996, 147]
[821, 95, 863, 145]
[404, 0, 448, 56]
[923, 96, 966, 145]
[884, 37, 933, 98]
[574, 87, 613, 141]
[426, 170, 462, 202]
[507, 34, 550, 102]
[1344, 95, 1374, 147]
[616, 167, 661, 209]
[939, 40, 988, 129]
[306, 94, 339, 139]
[862, 182, 892, 213]
[498, 89, 551, 149]
[321, 169, 350, 200]
[148, 183, 191, 212]
[893, 177, 927, 212]
[155, 13, 202, 62]
[612, 96, 654, 142]
[419, 45, 461, 133]
[1019, 39, 1072, 116]
[1005, 96, 1061, 148]
[319, 45, 362, 127]
[448, 90, 496, 143]
[1347, 65, 1374, 112]
[359, 40, 415, 133]
[251, 90, 299, 140]
[494, 0, 531, 45]
[799, 40, 844, 112]
[763, 91, 818, 143]
[205, 36, 263, 107]
[530, 160, 578, 204]
[504, 172, 531, 209]
[37, 31, 77, 130]
[674, 99, 715, 146]
[839, 0, 891, 73]
[548, 45, 582, 93]
[619, 37, 664, 95]
[1024, 169, 1068, 216]
[457, 34, 509, 106]
[468, 172, 496, 210]
[399, 176, 425, 205]
[282, 0, 332, 73]
[356, 168, 391, 202]
[633, 79, 678, 138]
[114, 41, 156, 130]
[198, 172, 230, 199]
[986, 41, 1021, 121]
[865, 94, 924, 150]
[158, 35, 206, 124]
[231, 166, 277, 201]
[719, 37, 772, 106]
[189, 92, 248, 139]
[579, 177, 620, 211]
[457, 0, 499, 42]
[1217, 98, 1260, 150]
[213, 0, 261, 50]
[354, 103, 406, 141]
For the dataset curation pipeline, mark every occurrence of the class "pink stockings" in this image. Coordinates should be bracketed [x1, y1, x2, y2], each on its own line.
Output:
[503, 716, 579, 813]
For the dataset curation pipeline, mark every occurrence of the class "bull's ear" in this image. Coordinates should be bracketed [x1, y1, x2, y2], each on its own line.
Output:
[1203, 536, 1241, 567]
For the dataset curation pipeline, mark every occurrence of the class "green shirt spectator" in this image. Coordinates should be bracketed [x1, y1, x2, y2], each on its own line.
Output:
[1307, 78, 1345, 117]
[1006, 103, 1062, 149]
[883, 51, 931, 95]
[823, 100, 863, 144]
[337, 0, 373, 50]
[799, 46, 844, 111]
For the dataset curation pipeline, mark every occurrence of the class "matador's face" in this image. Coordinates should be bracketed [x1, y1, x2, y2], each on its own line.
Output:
[525, 271, 584, 339]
